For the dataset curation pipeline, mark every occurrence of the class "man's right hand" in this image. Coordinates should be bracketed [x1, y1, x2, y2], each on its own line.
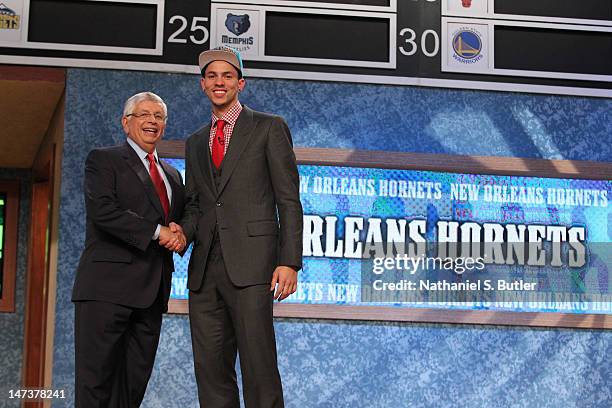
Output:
[159, 225, 186, 252]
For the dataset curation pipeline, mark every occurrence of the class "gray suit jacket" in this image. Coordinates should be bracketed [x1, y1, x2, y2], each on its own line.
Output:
[181, 106, 303, 290]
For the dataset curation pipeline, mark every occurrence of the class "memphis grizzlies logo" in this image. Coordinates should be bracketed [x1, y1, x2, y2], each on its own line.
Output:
[225, 14, 250, 36]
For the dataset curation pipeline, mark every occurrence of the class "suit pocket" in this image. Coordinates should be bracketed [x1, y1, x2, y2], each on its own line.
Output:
[247, 220, 279, 236]
[92, 250, 132, 263]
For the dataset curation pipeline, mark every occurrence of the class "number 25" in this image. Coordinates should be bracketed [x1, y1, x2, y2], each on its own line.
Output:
[168, 16, 209, 45]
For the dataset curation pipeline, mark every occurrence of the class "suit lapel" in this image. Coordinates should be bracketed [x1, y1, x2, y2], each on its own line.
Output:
[160, 159, 181, 219]
[121, 143, 166, 220]
[216, 107, 255, 196]
[192, 126, 217, 196]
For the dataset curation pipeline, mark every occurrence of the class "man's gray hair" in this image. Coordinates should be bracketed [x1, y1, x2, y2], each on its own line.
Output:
[123, 91, 168, 118]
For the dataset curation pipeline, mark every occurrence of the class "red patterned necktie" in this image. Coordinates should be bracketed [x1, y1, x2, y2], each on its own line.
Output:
[146, 153, 170, 220]
[212, 119, 226, 168]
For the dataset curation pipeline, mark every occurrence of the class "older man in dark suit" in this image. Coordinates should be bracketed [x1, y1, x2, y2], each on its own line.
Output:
[173, 47, 303, 407]
[72, 92, 185, 407]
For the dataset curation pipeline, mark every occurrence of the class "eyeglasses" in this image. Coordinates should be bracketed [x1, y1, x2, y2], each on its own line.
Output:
[126, 112, 166, 122]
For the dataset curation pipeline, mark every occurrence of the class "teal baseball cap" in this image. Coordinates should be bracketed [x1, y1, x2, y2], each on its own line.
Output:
[198, 46, 244, 77]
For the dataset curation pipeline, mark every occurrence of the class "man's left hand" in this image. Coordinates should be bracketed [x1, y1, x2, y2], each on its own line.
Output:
[270, 266, 297, 301]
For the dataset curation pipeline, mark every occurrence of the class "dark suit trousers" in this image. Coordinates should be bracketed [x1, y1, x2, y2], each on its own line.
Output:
[189, 237, 284, 408]
[74, 293, 163, 408]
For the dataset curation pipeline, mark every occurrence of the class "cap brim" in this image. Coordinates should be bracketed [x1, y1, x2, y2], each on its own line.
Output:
[198, 50, 242, 74]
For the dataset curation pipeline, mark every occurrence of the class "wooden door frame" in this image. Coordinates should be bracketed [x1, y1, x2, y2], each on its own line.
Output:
[22, 144, 55, 407]
[0, 179, 20, 312]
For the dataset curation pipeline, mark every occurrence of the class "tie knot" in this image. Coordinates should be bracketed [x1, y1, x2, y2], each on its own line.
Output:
[146, 153, 156, 163]
[216, 119, 226, 130]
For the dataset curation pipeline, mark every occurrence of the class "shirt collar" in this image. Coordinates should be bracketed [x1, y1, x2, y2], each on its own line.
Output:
[127, 137, 158, 163]
[211, 101, 242, 127]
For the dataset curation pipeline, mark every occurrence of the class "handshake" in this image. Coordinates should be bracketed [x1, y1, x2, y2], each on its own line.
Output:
[158, 222, 187, 253]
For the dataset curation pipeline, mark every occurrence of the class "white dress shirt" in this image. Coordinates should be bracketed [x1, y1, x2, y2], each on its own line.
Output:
[126, 137, 172, 240]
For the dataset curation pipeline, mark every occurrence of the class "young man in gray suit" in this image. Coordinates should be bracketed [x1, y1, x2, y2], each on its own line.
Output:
[172, 47, 303, 407]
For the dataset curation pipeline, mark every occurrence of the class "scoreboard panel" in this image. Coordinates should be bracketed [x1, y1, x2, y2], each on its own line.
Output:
[443, 0, 612, 26]
[265, 12, 391, 62]
[441, 18, 612, 82]
[494, 0, 612, 24]
[209, 3, 395, 68]
[229, 0, 396, 11]
[0, 0, 610, 97]
[27, 0, 162, 54]
[495, 26, 612, 77]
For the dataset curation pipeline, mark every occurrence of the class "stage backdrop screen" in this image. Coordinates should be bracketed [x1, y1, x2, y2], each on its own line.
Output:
[165, 158, 611, 315]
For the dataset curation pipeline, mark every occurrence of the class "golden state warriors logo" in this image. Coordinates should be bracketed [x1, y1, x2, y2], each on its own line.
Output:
[452, 27, 483, 64]
[0, 3, 20, 30]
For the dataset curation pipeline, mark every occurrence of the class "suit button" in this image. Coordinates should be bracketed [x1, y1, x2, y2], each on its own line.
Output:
[216, 202, 223, 207]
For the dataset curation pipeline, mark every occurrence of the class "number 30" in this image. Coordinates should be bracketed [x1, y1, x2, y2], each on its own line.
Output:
[398, 28, 440, 57]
